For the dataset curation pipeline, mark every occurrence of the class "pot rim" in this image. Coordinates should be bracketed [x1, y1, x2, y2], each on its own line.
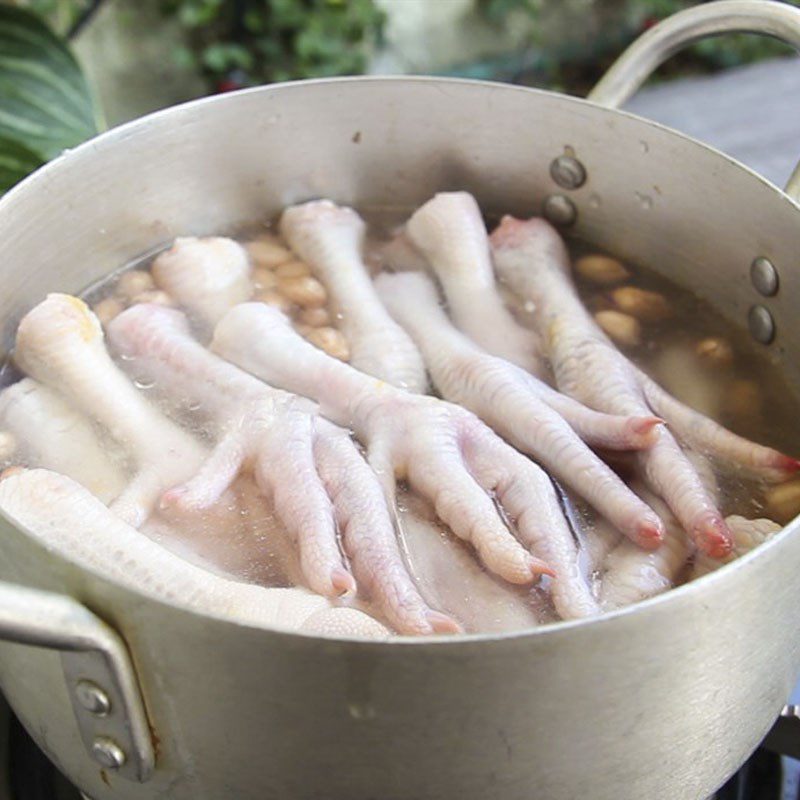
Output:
[2, 75, 798, 647]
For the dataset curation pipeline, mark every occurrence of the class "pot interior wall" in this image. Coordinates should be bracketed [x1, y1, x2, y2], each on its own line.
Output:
[1, 78, 799, 389]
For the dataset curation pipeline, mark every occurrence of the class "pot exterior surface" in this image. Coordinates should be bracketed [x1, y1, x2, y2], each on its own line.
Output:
[0, 78, 799, 800]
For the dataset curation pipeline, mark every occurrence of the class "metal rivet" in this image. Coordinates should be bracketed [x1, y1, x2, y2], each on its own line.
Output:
[542, 194, 577, 227]
[91, 737, 127, 770]
[550, 155, 587, 190]
[751, 257, 779, 296]
[748, 305, 775, 344]
[75, 680, 111, 716]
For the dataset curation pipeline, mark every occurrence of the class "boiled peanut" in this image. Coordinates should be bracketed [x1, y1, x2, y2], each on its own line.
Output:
[765, 480, 800, 524]
[609, 286, 673, 322]
[255, 289, 294, 314]
[652, 344, 722, 419]
[275, 260, 311, 279]
[594, 310, 641, 347]
[298, 307, 331, 327]
[0, 465, 24, 482]
[695, 337, 734, 368]
[132, 289, 175, 307]
[252, 266, 278, 291]
[279, 276, 327, 308]
[585, 294, 614, 313]
[306, 327, 350, 361]
[724, 378, 762, 421]
[0, 431, 16, 461]
[575, 254, 631, 286]
[116, 269, 155, 298]
[245, 238, 293, 269]
[93, 297, 125, 326]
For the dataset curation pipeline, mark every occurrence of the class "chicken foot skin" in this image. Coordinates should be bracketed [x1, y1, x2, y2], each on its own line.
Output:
[375, 270, 665, 549]
[214, 302, 600, 619]
[0, 377, 127, 503]
[14, 294, 208, 527]
[406, 191, 545, 378]
[108, 303, 458, 634]
[0, 468, 388, 638]
[491, 217, 797, 558]
[280, 200, 427, 392]
[152, 236, 252, 328]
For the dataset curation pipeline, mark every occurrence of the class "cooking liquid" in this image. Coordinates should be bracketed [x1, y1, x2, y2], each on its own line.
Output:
[1, 216, 797, 634]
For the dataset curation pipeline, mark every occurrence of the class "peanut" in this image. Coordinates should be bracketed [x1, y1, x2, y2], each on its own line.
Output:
[132, 289, 175, 307]
[252, 266, 278, 291]
[724, 378, 762, 421]
[116, 269, 155, 298]
[695, 337, 734, 368]
[245, 238, 293, 269]
[765, 480, 800, 524]
[93, 297, 125, 326]
[594, 310, 641, 347]
[0, 466, 25, 482]
[279, 276, 327, 308]
[306, 327, 350, 361]
[255, 290, 294, 314]
[575, 254, 631, 286]
[609, 286, 673, 323]
[0, 431, 16, 461]
[298, 307, 331, 327]
[275, 260, 311, 279]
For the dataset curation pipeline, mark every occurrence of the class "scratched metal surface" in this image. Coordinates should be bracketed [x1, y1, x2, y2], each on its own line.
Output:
[633, 56, 800, 800]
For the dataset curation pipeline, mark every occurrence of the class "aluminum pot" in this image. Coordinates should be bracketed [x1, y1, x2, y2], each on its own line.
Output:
[1, 2, 799, 798]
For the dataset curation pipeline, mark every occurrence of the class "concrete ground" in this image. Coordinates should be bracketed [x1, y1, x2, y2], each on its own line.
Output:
[627, 56, 800, 193]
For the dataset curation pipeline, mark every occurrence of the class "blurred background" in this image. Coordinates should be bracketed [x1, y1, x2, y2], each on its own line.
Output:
[0, 0, 798, 192]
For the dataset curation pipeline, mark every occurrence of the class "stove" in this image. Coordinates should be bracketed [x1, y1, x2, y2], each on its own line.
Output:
[1, 694, 798, 799]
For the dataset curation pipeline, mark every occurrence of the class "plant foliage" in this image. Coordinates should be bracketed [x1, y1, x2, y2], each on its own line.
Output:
[159, 0, 386, 89]
[0, 4, 99, 191]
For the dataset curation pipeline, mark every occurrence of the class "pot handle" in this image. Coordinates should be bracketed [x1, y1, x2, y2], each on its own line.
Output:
[588, 0, 800, 203]
[0, 580, 154, 782]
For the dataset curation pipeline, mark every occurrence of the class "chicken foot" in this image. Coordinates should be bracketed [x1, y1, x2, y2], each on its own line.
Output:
[280, 200, 427, 392]
[0, 468, 388, 638]
[406, 191, 545, 377]
[375, 270, 665, 549]
[0, 377, 127, 503]
[152, 236, 253, 329]
[14, 294, 207, 527]
[213, 302, 600, 619]
[491, 217, 797, 557]
[108, 302, 457, 634]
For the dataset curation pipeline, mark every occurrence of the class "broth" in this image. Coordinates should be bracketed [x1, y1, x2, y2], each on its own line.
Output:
[1, 208, 797, 635]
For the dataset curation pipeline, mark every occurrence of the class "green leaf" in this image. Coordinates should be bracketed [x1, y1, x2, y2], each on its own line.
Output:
[201, 42, 254, 73]
[0, 5, 100, 161]
[0, 134, 45, 193]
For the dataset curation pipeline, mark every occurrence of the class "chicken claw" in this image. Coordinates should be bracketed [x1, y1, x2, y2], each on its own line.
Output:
[14, 294, 206, 527]
[692, 515, 781, 579]
[0, 378, 127, 503]
[108, 303, 457, 634]
[599, 487, 691, 610]
[152, 236, 252, 328]
[375, 270, 664, 549]
[213, 303, 599, 618]
[280, 200, 427, 392]
[490, 217, 796, 558]
[0, 468, 388, 639]
[406, 191, 545, 377]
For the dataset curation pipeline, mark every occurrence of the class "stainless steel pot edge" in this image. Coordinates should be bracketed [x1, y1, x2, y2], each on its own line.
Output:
[588, 0, 800, 202]
[0, 81, 800, 648]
